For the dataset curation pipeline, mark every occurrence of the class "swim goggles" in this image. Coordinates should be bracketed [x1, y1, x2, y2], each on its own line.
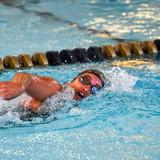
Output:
[79, 75, 101, 94]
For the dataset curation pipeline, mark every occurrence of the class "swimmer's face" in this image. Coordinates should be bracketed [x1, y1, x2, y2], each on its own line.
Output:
[70, 73, 103, 100]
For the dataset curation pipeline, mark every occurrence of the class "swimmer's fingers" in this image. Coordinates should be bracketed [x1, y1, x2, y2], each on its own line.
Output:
[0, 82, 10, 90]
[31, 76, 41, 82]
[0, 83, 7, 97]
[0, 88, 5, 93]
[0, 88, 13, 99]
[0, 82, 18, 89]
[12, 73, 31, 87]
[0, 82, 24, 100]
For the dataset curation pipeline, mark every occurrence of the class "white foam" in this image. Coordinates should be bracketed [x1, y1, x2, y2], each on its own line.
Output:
[0, 99, 9, 116]
[0, 93, 30, 124]
[69, 107, 86, 115]
[105, 67, 138, 92]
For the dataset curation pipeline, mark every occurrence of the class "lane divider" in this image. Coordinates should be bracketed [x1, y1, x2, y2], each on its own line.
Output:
[32, 53, 48, 66]
[141, 41, 158, 56]
[18, 54, 33, 67]
[116, 43, 131, 57]
[0, 58, 4, 70]
[3, 56, 20, 69]
[101, 45, 117, 59]
[154, 39, 160, 51]
[0, 39, 159, 70]
[128, 42, 143, 57]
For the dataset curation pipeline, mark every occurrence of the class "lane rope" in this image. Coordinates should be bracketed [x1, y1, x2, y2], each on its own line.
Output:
[0, 39, 159, 70]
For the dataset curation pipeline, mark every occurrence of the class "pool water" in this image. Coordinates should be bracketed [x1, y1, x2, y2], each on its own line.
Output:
[0, 0, 160, 55]
[0, 62, 160, 160]
[0, 0, 160, 160]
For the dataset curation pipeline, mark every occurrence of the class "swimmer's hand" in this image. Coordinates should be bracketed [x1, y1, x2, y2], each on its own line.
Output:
[0, 82, 24, 100]
[23, 98, 42, 112]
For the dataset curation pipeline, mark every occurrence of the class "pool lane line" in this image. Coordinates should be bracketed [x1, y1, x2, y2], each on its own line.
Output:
[0, 39, 159, 70]
[0, 0, 135, 43]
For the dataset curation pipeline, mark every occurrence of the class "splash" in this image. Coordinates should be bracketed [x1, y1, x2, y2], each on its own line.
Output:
[0, 94, 30, 127]
[105, 67, 138, 92]
[0, 87, 74, 127]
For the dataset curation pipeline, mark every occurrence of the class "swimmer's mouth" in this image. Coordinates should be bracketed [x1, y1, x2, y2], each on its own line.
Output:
[77, 92, 85, 99]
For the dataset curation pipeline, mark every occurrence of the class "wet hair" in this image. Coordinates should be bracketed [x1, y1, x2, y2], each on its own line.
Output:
[77, 69, 106, 87]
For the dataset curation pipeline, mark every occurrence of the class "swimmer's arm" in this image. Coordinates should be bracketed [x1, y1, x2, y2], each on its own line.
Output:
[0, 73, 32, 100]
[12, 73, 62, 101]
[0, 73, 62, 101]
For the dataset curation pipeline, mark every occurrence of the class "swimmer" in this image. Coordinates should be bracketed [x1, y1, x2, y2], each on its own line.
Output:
[0, 69, 106, 118]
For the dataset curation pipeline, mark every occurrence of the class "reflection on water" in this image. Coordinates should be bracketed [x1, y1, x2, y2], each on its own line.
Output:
[0, 0, 160, 55]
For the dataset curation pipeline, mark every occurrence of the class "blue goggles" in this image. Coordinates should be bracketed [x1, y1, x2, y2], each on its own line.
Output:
[79, 75, 101, 94]
[91, 86, 100, 94]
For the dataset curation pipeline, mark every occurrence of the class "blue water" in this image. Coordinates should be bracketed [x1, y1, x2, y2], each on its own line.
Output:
[0, 0, 160, 160]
